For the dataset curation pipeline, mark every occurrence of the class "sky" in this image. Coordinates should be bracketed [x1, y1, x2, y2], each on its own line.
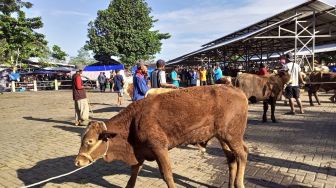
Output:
[26, 0, 336, 61]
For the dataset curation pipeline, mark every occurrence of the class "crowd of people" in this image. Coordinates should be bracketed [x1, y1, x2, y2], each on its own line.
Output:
[71, 52, 321, 126]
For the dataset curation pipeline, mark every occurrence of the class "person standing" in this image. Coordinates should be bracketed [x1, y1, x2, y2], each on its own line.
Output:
[213, 63, 223, 84]
[207, 66, 215, 85]
[97, 72, 107, 92]
[200, 66, 207, 86]
[133, 60, 149, 101]
[257, 63, 269, 76]
[72, 68, 90, 126]
[113, 70, 125, 105]
[103, 72, 107, 91]
[283, 52, 304, 114]
[190, 68, 197, 87]
[150, 59, 177, 88]
[109, 70, 116, 92]
[170, 66, 180, 88]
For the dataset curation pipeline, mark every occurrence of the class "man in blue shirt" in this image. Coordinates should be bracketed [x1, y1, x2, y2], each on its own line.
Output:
[133, 60, 149, 101]
[214, 62, 223, 84]
[170, 66, 180, 88]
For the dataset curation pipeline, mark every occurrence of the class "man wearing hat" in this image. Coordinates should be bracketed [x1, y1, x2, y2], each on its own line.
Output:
[72, 66, 90, 126]
[133, 60, 149, 101]
[150, 59, 177, 88]
[283, 52, 304, 115]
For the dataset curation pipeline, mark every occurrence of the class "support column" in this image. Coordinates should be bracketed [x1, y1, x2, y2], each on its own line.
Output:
[55, 79, 58, 91]
[11, 81, 15, 92]
[33, 80, 37, 92]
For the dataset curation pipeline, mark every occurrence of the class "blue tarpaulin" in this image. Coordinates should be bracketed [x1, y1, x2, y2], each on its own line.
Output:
[84, 64, 124, 71]
[9, 73, 20, 81]
[329, 66, 336, 72]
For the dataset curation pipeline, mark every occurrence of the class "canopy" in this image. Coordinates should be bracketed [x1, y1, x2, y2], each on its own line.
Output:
[84, 64, 124, 72]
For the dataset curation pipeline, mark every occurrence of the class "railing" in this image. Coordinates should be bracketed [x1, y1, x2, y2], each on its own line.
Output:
[10, 79, 98, 92]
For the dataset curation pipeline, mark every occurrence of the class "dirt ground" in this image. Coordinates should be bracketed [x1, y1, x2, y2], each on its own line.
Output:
[0, 89, 335, 188]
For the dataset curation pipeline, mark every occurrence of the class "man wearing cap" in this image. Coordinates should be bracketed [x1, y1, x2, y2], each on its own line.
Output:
[283, 52, 305, 114]
[213, 62, 223, 84]
[133, 60, 149, 101]
[72, 67, 90, 126]
[151, 59, 177, 88]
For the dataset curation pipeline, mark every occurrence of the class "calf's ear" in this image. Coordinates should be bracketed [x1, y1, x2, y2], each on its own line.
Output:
[99, 131, 117, 141]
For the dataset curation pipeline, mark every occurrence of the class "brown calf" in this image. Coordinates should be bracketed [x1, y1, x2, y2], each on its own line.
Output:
[306, 72, 336, 106]
[233, 71, 291, 122]
[75, 85, 248, 188]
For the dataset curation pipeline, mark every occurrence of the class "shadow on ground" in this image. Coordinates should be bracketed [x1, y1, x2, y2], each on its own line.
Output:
[23, 116, 73, 126]
[206, 146, 335, 176]
[246, 177, 310, 188]
[17, 156, 216, 188]
[93, 106, 125, 113]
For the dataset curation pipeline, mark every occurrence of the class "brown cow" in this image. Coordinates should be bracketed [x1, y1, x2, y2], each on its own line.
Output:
[75, 85, 249, 188]
[307, 72, 336, 106]
[233, 71, 291, 123]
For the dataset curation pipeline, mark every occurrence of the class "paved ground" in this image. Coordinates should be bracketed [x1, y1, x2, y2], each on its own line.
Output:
[0, 89, 335, 188]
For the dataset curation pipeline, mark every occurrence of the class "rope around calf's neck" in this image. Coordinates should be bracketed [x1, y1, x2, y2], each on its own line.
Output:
[20, 162, 94, 188]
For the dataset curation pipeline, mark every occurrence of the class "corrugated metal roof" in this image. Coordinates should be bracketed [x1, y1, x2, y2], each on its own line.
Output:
[202, 0, 334, 47]
[167, 0, 336, 65]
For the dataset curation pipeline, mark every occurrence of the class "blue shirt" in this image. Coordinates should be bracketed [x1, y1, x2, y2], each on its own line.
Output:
[113, 74, 123, 91]
[214, 68, 223, 81]
[171, 71, 179, 87]
[191, 72, 197, 85]
[133, 73, 149, 101]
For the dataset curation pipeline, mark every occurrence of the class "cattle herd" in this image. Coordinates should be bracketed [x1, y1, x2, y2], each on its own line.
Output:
[75, 70, 336, 188]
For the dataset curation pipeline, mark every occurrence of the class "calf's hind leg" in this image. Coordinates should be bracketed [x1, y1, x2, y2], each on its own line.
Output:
[219, 138, 248, 188]
[218, 140, 237, 188]
[154, 148, 176, 188]
[314, 92, 321, 105]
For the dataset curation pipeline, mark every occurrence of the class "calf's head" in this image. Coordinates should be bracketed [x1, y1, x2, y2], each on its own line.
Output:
[277, 70, 291, 84]
[75, 121, 116, 167]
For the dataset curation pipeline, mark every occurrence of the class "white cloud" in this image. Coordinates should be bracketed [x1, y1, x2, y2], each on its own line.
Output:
[50, 10, 90, 17]
[152, 0, 324, 60]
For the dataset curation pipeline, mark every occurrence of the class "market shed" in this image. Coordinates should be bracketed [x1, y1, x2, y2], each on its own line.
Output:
[167, 0, 336, 72]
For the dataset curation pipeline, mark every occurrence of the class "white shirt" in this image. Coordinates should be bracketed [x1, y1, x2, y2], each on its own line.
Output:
[284, 62, 301, 86]
[159, 70, 166, 84]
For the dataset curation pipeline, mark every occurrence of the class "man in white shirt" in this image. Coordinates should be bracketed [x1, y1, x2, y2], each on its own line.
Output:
[283, 52, 304, 114]
[150, 59, 177, 88]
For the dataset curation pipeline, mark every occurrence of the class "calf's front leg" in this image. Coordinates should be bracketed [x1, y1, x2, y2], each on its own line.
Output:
[262, 100, 268, 122]
[126, 161, 143, 188]
[270, 97, 277, 123]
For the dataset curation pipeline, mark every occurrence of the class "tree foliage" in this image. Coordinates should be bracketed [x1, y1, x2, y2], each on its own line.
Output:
[0, 0, 48, 67]
[51, 45, 68, 61]
[69, 47, 95, 65]
[85, 0, 170, 66]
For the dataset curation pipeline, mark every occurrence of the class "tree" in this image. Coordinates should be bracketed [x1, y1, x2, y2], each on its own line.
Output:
[0, 0, 48, 68]
[69, 47, 96, 65]
[51, 45, 68, 61]
[85, 0, 170, 67]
